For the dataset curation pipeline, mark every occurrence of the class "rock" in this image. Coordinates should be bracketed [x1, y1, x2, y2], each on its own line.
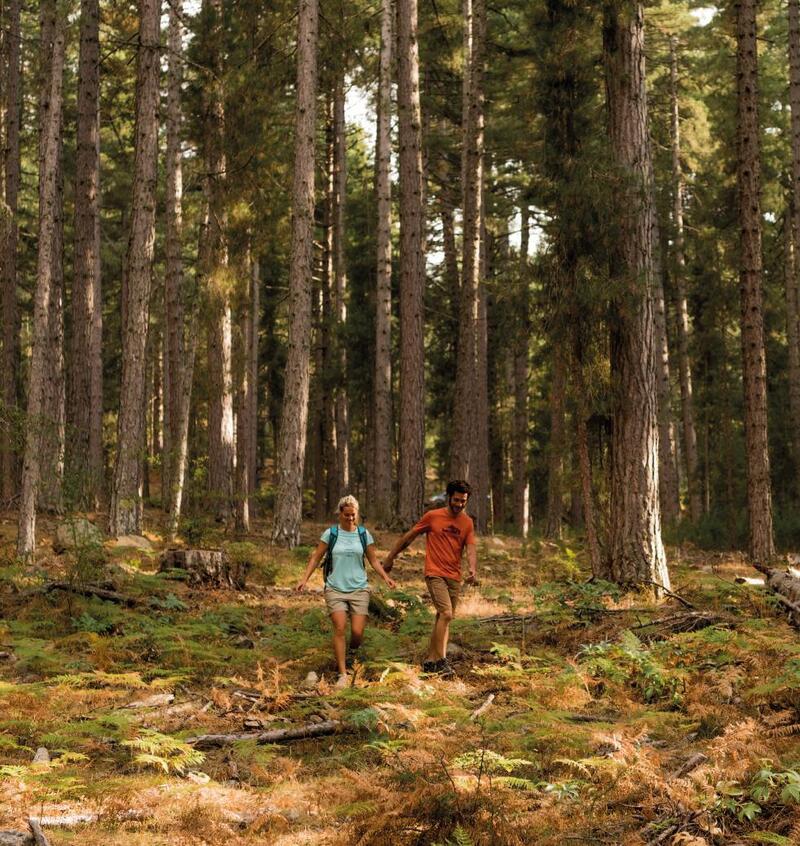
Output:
[0, 831, 33, 846]
[110, 535, 153, 551]
[53, 518, 103, 554]
[185, 771, 211, 785]
[125, 693, 175, 709]
[489, 537, 506, 548]
[0, 651, 15, 662]
[303, 671, 319, 690]
[446, 643, 464, 659]
[32, 747, 50, 764]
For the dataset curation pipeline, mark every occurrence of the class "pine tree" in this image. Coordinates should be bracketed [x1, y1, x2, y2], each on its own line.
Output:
[272, 0, 319, 546]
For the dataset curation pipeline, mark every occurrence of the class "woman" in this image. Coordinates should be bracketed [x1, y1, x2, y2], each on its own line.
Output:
[296, 495, 396, 687]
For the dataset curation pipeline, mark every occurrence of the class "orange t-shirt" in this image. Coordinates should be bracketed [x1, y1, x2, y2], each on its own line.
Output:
[413, 507, 476, 580]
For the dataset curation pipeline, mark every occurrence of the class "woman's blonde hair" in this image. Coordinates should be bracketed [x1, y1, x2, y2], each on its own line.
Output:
[337, 494, 359, 513]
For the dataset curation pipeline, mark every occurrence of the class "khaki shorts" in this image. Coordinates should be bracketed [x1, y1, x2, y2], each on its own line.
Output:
[425, 576, 460, 617]
[324, 587, 370, 616]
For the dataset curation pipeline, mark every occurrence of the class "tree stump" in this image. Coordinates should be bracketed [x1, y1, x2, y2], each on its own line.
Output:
[159, 549, 249, 589]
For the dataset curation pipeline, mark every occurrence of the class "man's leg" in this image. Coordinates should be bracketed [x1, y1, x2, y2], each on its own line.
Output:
[425, 577, 453, 662]
[427, 609, 453, 661]
[330, 611, 348, 674]
[441, 579, 460, 661]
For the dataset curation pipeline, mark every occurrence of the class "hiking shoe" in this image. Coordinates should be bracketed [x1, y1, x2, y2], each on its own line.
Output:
[345, 648, 360, 669]
[421, 659, 439, 674]
[436, 659, 456, 678]
[335, 673, 350, 689]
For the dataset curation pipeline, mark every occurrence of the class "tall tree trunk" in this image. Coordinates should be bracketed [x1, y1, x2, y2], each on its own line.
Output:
[652, 221, 680, 524]
[248, 255, 259, 500]
[784, 209, 800, 495]
[396, 0, 426, 524]
[163, 0, 185, 514]
[69, 0, 103, 509]
[603, 1, 669, 591]
[669, 36, 701, 523]
[1, 0, 21, 504]
[451, 0, 485, 482]
[235, 246, 257, 533]
[544, 347, 566, 539]
[109, 0, 161, 537]
[17, 0, 66, 556]
[575, 376, 602, 575]
[332, 72, 350, 494]
[512, 205, 530, 537]
[40, 151, 65, 514]
[272, 0, 319, 546]
[371, 0, 393, 525]
[788, 0, 800, 500]
[736, 0, 774, 563]
[322, 101, 338, 511]
[203, 0, 235, 524]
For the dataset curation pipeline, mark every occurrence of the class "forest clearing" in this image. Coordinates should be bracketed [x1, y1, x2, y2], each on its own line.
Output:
[0, 515, 799, 846]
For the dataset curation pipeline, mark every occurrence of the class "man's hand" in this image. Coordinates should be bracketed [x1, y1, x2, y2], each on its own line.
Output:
[464, 570, 478, 586]
[382, 557, 394, 574]
[295, 580, 307, 592]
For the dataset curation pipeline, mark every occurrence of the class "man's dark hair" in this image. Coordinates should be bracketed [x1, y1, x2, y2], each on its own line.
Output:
[446, 479, 472, 497]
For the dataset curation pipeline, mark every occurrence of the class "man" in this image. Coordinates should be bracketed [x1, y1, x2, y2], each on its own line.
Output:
[384, 480, 477, 675]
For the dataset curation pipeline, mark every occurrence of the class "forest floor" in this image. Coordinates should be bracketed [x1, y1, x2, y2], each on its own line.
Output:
[0, 512, 800, 845]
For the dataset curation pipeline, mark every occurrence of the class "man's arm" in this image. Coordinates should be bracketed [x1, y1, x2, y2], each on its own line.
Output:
[383, 526, 424, 573]
[464, 542, 477, 583]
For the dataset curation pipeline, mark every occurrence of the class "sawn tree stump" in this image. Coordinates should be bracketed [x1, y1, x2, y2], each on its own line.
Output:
[159, 549, 249, 589]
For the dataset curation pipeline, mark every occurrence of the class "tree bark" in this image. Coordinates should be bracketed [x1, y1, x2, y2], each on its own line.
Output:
[396, 0, 426, 525]
[109, 0, 161, 537]
[332, 72, 350, 495]
[1, 0, 21, 504]
[17, 0, 67, 556]
[602, 1, 669, 591]
[788, 1, 800, 500]
[371, 0, 393, 526]
[736, 0, 774, 563]
[69, 0, 103, 509]
[544, 347, 566, 539]
[272, 0, 319, 546]
[784, 209, 800, 497]
[202, 0, 235, 525]
[163, 0, 185, 514]
[451, 0, 485, 483]
[512, 205, 530, 537]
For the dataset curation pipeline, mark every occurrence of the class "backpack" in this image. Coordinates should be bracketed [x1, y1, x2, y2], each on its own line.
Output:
[322, 524, 369, 582]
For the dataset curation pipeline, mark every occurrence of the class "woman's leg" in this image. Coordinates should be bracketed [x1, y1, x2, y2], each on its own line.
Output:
[331, 611, 348, 674]
[349, 614, 368, 650]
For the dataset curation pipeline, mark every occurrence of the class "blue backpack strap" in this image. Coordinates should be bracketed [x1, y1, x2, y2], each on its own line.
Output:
[357, 525, 368, 569]
[323, 525, 339, 580]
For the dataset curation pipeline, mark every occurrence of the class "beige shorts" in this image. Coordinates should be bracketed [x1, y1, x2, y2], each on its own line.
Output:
[324, 587, 370, 616]
[425, 576, 460, 617]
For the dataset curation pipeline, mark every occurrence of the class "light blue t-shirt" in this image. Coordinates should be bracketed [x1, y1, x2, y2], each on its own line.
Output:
[321, 526, 375, 593]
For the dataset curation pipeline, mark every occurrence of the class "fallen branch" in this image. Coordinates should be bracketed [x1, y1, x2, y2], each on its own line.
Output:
[470, 693, 495, 721]
[186, 719, 345, 750]
[564, 712, 620, 723]
[749, 563, 800, 623]
[26, 821, 50, 846]
[670, 752, 707, 779]
[641, 580, 695, 610]
[38, 581, 136, 606]
[0, 832, 33, 846]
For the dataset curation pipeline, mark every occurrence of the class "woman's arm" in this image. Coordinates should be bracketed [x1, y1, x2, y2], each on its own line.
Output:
[295, 540, 329, 591]
[365, 544, 396, 589]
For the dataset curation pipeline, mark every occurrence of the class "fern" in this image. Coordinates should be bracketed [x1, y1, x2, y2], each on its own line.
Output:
[492, 775, 539, 791]
[433, 825, 475, 846]
[122, 730, 205, 774]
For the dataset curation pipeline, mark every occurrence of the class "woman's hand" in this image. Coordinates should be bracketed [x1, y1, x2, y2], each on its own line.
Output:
[384, 575, 397, 589]
[295, 579, 308, 592]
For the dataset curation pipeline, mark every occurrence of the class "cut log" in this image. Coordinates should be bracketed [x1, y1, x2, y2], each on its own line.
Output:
[751, 563, 800, 623]
[186, 719, 345, 749]
[159, 548, 249, 589]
